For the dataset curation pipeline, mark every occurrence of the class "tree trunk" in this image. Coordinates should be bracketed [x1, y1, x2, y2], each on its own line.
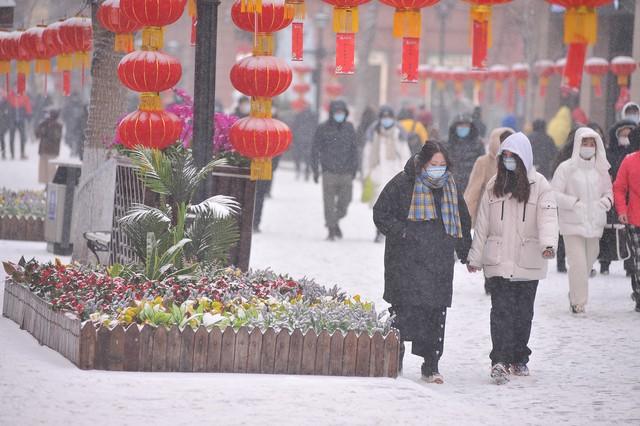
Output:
[71, 0, 129, 263]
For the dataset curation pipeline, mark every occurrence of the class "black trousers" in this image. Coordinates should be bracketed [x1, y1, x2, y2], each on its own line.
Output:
[391, 305, 447, 370]
[489, 278, 538, 365]
[9, 122, 27, 158]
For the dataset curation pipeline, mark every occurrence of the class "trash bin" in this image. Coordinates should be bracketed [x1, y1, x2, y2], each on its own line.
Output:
[45, 162, 81, 255]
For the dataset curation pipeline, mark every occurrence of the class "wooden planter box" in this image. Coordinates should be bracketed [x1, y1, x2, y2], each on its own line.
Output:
[0, 216, 45, 241]
[2, 280, 400, 377]
[110, 162, 256, 271]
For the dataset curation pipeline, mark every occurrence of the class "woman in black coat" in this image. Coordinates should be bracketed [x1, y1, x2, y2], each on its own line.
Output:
[373, 142, 472, 383]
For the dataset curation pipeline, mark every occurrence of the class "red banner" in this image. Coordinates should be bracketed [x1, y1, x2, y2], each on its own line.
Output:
[472, 19, 488, 69]
[292, 22, 303, 61]
[563, 43, 587, 91]
[335, 33, 355, 75]
[401, 37, 420, 83]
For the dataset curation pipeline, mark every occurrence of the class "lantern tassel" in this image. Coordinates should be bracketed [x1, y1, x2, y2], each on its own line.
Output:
[115, 33, 135, 53]
[250, 158, 273, 181]
[333, 7, 359, 33]
[393, 9, 421, 38]
[142, 26, 164, 50]
[564, 6, 597, 44]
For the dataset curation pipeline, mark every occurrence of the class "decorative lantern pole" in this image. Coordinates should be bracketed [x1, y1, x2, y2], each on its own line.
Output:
[97, 0, 142, 53]
[379, 1, 440, 83]
[511, 62, 529, 97]
[488, 64, 509, 102]
[321, 0, 373, 74]
[610, 56, 637, 111]
[464, 0, 512, 69]
[545, 0, 612, 91]
[534, 59, 554, 97]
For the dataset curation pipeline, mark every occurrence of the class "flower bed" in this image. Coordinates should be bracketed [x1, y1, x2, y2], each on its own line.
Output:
[0, 190, 45, 241]
[2, 260, 400, 377]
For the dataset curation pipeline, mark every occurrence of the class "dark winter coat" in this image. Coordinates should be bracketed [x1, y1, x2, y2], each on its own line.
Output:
[444, 119, 485, 192]
[373, 158, 472, 308]
[607, 119, 638, 179]
[528, 122, 558, 180]
[36, 117, 62, 156]
[311, 100, 359, 177]
[291, 108, 318, 159]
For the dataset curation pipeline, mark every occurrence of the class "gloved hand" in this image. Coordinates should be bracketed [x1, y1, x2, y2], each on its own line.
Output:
[599, 197, 612, 211]
[313, 173, 319, 184]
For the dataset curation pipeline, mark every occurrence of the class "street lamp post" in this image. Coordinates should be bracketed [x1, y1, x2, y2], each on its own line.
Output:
[312, 12, 330, 114]
[436, 0, 455, 134]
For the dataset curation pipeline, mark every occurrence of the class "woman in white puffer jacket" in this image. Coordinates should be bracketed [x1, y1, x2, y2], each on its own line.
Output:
[551, 127, 613, 314]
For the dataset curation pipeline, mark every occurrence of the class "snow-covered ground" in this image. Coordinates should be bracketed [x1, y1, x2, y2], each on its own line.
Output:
[1, 161, 639, 425]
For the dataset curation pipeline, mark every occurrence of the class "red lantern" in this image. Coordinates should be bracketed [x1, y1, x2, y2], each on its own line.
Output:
[229, 116, 292, 180]
[16, 31, 34, 95]
[546, 1, 612, 91]
[450, 67, 467, 97]
[22, 26, 52, 74]
[293, 83, 311, 95]
[286, 0, 306, 61]
[118, 109, 183, 149]
[117, 50, 182, 93]
[120, 0, 186, 50]
[584, 57, 608, 98]
[534, 59, 554, 97]
[325, 81, 344, 98]
[610, 56, 637, 111]
[322, 0, 373, 74]
[58, 17, 93, 87]
[0, 32, 11, 94]
[511, 63, 529, 97]
[230, 55, 292, 117]
[98, 0, 142, 53]
[43, 21, 74, 96]
[379, 1, 439, 83]
[488, 64, 509, 102]
[231, 0, 293, 56]
[465, 0, 512, 69]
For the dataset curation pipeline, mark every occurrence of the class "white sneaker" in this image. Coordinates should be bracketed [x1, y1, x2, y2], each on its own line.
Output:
[490, 363, 510, 385]
[423, 373, 444, 384]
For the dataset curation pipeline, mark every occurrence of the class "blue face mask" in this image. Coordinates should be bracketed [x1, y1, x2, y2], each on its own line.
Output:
[381, 117, 395, 129]
[423, 166, 447, 180]
[503, 157, 517, 171]
[333, 112, 346, 123]
[456, 126, 471, 139]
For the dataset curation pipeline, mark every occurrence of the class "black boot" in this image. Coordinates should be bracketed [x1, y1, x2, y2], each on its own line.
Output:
[600, 262, 610, 275]
[326, 227, 336, 241]
[374, 230, 384, 243]
[334, 224, 343, 239]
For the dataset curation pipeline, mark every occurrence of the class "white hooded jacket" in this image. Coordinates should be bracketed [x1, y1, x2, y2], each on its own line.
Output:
[468, 133, 559, 281]
[551, 127, 613, 238]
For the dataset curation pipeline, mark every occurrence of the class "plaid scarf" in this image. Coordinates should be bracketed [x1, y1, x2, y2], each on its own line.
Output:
[408, 172, 462, 238]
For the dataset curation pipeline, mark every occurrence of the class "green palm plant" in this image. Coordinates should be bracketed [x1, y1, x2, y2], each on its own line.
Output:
[118, 146, 241, 280]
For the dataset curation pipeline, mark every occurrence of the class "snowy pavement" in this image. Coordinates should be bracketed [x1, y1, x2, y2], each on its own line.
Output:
[1, 163, 640, 425]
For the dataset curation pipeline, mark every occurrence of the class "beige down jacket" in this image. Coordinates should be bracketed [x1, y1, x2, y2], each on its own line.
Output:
[468, 133, 559, 281]
[464, 127, 514, 224]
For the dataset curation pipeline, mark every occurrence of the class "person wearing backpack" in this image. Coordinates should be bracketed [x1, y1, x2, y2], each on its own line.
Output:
[398, 108, 428, 155]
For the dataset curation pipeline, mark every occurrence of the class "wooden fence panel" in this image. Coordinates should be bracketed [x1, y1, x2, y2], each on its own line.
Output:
[151, 326, 168, 372]
[246, 328, 263, 374]
[273, 330, 290, 374]
[287, 329, 304, 375]
[342, 331, 358, 377]
[369, 331, 385, 377]
[355, 332, 372, 377]
[0, 217, 44, 241]
[220, 327, 236, 373]
[192, 327, 209, 373]
[179, 326, 196, 372]
[139, 326, 154, 372]
[260, 328, 276, 374]
[124, 325, 141, 371]
[329, 331, 344, 376]
[315, 331, 331, 376]
[206, 327, 223, 372]
[300, 330, 318, 375]
[108, 325, 125, 371]
[79, 323, 96, 370]
[233, 327, 250, 373]
[383, 332, 400, 378]
[166, 326, 182, 372]
[95, 326, 110, 370]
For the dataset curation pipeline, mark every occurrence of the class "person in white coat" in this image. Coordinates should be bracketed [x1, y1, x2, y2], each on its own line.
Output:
[551, 127, 612, 314]
[362, 106, 411, 242]
[467, 132, 558, 385]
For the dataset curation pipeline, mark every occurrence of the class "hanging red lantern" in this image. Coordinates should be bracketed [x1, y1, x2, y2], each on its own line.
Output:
[230, 55, 292, 117]
[16, 31, 34, 95]
[58, 17, 93, 87]
[546, 1, 612, 91]
[418, 64, 432, 96]
[97, 0, 142, 53]
[464, 0, 512, 70]
[231, 0, 293, 56]
[22, 26, 56, 93]
[285, 0, 306, 61]
[43, 21, 73, 96]
[322, 0, 373, 74]
[534, 59, 554, 97]
[325, 81, 344, 98]
[610, 56, 637, 111]
[120, 0, 186, 50]
[511, 63, 529, 97]
[450, 67, 467, 97]
[0, 32, 11, 94]
[229, 116, 292, 180]
[584, 57, 608, 98]
[488, 64, 509, 102]
[118, 109, 183, 149]
[292, 82, 311, 95]
[431, 66, 448, 91]
[379, 1, 439, 83]
[117, 50, 182, 93]
[469, 68, 488, 104]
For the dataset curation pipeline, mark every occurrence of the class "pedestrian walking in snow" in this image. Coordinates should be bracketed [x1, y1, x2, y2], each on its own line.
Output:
[528, 119, 558, 180]
[613, 127, 640, 313]
[35, 110, 63, 184]
[552, 128, 612, 314]
[467, 132, 558, 385]
[311, 100, 359, 241]
[362, 106, 412, 242]
[444, 115, 485, 193]
[464, 127, 514, 295]
[373, 142, 472, 384]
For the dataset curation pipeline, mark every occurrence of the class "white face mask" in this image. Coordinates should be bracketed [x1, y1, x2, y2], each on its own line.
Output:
[625, 114, 640, 125]
[619, 136, 630, 147]
[580, 146, 596, 159]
